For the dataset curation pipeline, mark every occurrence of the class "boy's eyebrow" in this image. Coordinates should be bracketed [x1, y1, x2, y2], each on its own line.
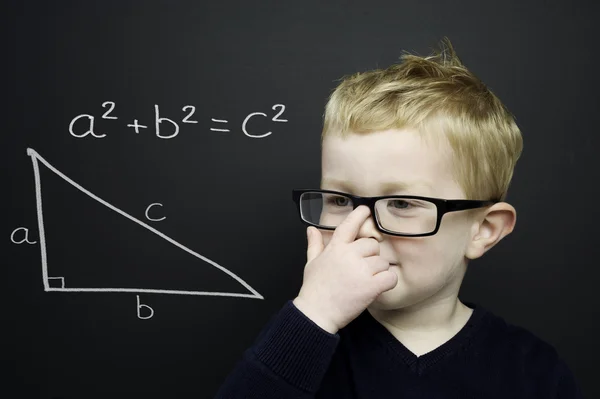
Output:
[320, 178, 433, 194]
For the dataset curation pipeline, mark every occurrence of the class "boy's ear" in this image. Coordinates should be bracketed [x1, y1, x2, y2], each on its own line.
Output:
[465, 202, 517, 260]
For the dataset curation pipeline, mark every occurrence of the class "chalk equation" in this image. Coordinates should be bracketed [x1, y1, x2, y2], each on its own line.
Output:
[69, 101, 288, 139]
[11, 148, 264, 319]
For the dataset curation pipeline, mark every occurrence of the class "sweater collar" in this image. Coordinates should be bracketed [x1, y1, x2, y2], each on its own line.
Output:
[356, 300, 490, 375]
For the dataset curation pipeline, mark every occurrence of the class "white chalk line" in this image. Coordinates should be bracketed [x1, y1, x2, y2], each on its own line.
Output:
[26, 148, 264, 300]
[47, 288, 259, 298]
[31, 153, 50, 291]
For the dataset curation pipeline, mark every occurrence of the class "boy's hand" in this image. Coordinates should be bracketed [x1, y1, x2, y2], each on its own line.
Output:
[293, 205, 399, 334]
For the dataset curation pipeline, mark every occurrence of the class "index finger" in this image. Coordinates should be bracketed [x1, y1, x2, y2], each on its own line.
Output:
[330, 205, 372, 244]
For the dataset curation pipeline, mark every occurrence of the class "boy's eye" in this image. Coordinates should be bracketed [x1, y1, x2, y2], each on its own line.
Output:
[389, 200, 408, 209]
[327, 195, 351, 207]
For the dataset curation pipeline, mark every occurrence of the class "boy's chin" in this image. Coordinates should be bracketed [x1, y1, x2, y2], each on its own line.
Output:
[368, 290, 411, 311]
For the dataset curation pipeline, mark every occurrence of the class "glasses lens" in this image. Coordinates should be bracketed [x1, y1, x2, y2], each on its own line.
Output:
[375, 197, 437, 234]
[299, 192, 438, 235]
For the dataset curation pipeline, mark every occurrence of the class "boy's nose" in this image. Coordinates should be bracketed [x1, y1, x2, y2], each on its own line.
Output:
[356, 214, 384, 242]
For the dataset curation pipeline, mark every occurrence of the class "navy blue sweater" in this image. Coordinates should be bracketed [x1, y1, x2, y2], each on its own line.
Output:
[215, 299, 583, 398]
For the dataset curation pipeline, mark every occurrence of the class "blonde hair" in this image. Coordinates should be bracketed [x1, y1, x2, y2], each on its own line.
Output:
[321, 37, 523, 202]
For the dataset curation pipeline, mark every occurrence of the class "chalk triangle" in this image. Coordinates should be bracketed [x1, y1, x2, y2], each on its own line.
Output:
[27, 148, 263, 300]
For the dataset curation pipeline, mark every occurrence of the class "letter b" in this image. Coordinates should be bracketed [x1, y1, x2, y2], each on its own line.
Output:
[136, 295, 154, 319]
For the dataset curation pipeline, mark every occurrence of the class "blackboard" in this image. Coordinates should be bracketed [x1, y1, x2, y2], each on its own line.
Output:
[4, 1, 597, 398]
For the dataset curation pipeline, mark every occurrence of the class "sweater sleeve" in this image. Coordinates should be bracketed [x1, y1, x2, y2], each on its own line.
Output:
[554, 357, 585, 399]
[213, 299, 341, 399]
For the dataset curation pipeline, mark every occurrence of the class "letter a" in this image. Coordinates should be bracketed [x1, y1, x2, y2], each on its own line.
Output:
[69, 114, 106, 138]
[11, 227, 37, 244]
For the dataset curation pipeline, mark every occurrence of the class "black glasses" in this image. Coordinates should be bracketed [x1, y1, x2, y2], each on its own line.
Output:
[292, 189, 499, 237]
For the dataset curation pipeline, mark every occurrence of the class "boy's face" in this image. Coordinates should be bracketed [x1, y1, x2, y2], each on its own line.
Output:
[320, 128, 482, 311]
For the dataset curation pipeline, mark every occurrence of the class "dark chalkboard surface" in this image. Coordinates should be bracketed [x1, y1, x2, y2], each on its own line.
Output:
[4, 1, 598, 398]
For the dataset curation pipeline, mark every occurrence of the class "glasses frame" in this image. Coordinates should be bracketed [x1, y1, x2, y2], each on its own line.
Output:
[292, 188, 500, 237]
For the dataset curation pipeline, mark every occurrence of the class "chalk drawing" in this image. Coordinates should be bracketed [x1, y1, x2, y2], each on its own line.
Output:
[27, 148, 264, 300]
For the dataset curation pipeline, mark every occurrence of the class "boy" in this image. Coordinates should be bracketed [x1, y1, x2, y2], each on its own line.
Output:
[215, 38, 583, 398]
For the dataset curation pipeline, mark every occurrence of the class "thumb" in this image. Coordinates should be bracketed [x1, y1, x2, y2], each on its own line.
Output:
[306, 227, 324, 264]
